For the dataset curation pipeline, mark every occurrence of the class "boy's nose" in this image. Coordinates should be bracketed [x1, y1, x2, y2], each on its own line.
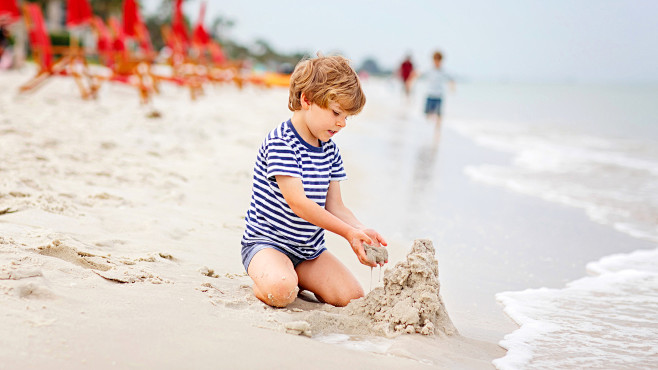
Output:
[336, 118, 346, 127]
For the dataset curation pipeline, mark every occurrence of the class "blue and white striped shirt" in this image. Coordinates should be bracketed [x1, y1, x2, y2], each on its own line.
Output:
[241, 119, 348, 259]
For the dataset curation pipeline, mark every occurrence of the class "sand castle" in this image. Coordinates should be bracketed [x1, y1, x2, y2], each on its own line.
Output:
[303, 239, 457, 338]
[347, 239, 457, 337]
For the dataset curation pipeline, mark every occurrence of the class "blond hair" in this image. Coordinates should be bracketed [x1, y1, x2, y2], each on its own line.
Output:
[288, 55, 366, 115]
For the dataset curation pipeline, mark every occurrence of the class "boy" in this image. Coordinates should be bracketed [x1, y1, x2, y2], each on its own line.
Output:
[424, 51, 455, 140]
[241, 55, 387, 308]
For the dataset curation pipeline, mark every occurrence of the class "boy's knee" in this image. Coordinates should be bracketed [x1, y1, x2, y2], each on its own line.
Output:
[331, 286, 364, 307]
[258, 278, 299, 308]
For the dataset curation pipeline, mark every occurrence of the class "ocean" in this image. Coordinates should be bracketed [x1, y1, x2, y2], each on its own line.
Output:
[449, 83, 658, 369]
[341, 79, 658, 368]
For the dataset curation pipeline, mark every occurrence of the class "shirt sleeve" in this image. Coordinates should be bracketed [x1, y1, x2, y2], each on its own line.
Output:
[330, 144, 348, 181]
[266, 138, 302, 181]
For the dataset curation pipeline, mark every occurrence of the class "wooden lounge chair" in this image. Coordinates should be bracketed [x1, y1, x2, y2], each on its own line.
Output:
[100, 15, 160, 105]
[19, 3, 100, 99]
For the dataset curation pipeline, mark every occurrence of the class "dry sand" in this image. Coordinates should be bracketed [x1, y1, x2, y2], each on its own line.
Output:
[0, 66, 505, 369]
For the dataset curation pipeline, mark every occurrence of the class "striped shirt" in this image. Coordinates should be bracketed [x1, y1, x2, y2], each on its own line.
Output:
[241, 119, 348, 259]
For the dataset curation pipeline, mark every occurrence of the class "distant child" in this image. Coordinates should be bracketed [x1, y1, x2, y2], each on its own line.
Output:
[398, 54, 416, 99]
[241, 55, 388, 308]
[424, 51, 455, 140]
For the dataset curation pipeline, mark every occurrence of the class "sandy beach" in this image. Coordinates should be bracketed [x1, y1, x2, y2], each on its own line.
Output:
[5, 64, 656, 369]
[0, 66, 508, 369]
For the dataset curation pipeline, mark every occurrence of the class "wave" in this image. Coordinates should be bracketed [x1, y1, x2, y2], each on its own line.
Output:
[493, 248, 658, 369]
[452, 119, 658, 243]
[448, 119, 658, 368]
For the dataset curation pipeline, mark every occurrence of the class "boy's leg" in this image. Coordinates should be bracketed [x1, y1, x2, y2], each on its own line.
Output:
[295, 251, 364, 307]
[247, 248, 299, 307]
[433, 114, 443, 142]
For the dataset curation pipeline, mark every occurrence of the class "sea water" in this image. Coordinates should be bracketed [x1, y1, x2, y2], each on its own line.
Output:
[444, 83, 658, 368]
[344, 79, 658, 367]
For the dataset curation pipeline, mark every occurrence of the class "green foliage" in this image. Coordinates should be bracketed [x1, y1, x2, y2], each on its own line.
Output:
[48, 31, 87, 47]
[49, 31, 70, 46]
[89, 0, 124, 20]
[144, 15, 167, 50]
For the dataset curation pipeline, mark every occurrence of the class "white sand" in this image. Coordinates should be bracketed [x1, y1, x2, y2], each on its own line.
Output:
[0, 66, 504, 369]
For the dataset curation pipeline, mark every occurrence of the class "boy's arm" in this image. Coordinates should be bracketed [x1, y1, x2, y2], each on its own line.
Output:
[275, 175, 380, 267]
[325, 181, 387, 250]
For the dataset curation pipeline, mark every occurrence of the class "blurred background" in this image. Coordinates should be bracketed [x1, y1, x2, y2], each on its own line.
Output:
[3, 0, 657, 82]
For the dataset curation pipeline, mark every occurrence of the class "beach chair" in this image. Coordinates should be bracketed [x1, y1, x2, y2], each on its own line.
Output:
[98, 16, 160, 105]
[19, 3, 100, 99]
[183, 2, 247, 90]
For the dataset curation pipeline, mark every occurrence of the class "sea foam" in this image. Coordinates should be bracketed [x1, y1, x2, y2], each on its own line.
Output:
[494, 249, 658, 369]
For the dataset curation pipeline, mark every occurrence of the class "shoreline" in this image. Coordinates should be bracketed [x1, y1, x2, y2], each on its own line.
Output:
[337, 79, 658, 345]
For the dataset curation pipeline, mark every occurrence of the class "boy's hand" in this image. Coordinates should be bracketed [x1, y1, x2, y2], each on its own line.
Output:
[361, 228, 388, 266]
[361, 228, 387, 249]
[346, 228, 377, 267]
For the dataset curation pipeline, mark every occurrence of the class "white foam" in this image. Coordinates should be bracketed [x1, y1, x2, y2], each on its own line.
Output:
[494, 269, 658, 369]
[587, 248, 658, 275]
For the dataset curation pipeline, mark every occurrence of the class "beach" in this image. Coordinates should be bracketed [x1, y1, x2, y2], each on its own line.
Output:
[2, 66, 657, 369]
[0, 66, 503, 369]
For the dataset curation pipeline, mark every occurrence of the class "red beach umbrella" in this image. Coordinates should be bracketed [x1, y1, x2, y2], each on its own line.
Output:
[172, 0, 188, 45]
[66, 0, 93, 27]
[0, 0, 21, 24]
[24, 3, 53, 68]
[122, 0, 141, 37]
[192, 1, 210, 45]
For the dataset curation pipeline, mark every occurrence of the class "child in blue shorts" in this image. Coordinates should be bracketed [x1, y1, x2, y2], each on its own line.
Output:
[424, 51, 455, 141]
[241, 55, 388, 308]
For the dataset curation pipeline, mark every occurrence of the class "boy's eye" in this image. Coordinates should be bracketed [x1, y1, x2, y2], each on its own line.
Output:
[333, 111, 340, 116]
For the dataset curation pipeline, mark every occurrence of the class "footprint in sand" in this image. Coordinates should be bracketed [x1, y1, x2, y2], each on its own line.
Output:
[0, 248, 54, 300]
[37, 240, 171, 284]
[197, 272, 253, 309]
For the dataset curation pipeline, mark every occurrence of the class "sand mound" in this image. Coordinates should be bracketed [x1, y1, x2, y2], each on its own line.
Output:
[303, 239, 457, 338]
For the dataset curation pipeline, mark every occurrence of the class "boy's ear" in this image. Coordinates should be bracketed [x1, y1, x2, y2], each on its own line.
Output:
[300, 92, 311, 110]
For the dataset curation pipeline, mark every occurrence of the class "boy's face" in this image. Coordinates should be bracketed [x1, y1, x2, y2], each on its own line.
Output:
[305, 100, 349, 143]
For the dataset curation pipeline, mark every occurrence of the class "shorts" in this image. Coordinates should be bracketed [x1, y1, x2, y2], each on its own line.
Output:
[424, 97, 443, 115]
[241, 243, 325, 272]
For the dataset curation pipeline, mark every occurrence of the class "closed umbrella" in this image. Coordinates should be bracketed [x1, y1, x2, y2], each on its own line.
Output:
[172, 0, 188, 45]
[192, 1, 210, 45]
[122, 0, 140, 37]
[0, 0, 21, 24]
[66, 0, 92, 27]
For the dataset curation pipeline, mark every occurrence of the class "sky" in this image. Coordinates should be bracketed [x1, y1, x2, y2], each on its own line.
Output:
[143, 0, 658, 83]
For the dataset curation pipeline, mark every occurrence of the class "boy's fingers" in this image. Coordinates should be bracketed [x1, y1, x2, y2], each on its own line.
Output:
[352, 241, 376, 267]
[352, 240, 366, 256]
[362, 257, 376, 267]
[363, 232, 374, 246]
